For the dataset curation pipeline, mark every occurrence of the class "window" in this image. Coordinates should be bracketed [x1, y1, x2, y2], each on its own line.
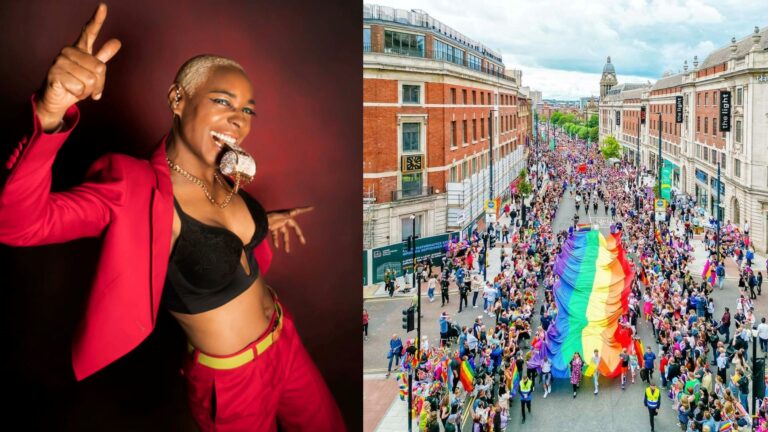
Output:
[704, 117, 708, 134]
[736, 120, 742, 143]
[462, 161, 468, 180]
[735, 159, 741, 178]
[703, 147, 708, 162]
[450, 121, 457, 148]
[736, 87, 743, 106]
[400, 214, 422, 241]
[401, 173, 423, 198]
[697, 116, 700, 133]
[481, 92, 485, 105]
[711, 149, 717, 164]
[450, 88, 456, 104]
[704, 93, 708, 106]
[463, 120, 468, 144]
[462, 89, 467, 104]
[472, 91, 476, 105]
[467, 54, 481, 71]
[480, 117, 485, 138]
[402, 123, 420, 152]
[433, 39, 464, 65]
[721, 152, 726, 170]
[472, 157, 477, 174]
[697, 93, 701, 105]
[363, 28, 371, 52]
[384, 30, 425, 57]
[712, 117, 716, 136]
[450, 166, 457, 182]
[402, 84, 420, 104]
[472, 119, 477, 142]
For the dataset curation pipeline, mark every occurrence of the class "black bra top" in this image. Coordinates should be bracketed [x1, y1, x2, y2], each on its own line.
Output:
[163, 189, 269, 314]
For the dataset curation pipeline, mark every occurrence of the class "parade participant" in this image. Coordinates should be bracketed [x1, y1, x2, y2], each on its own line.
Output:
[363, 308, 369, 341]
[570, 352, 584, 398]
[519, 374, 534, 424]
[620, 347, 630, 389]
[0, 5, 344, 430]
[591, 348, 602, 394]
[541, 355, 553, 398]
[644, 381, 662, 432]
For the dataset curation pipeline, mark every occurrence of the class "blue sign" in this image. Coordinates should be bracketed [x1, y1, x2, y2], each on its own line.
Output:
[695, 169, 708, 183]
[710, 178, 725, 196]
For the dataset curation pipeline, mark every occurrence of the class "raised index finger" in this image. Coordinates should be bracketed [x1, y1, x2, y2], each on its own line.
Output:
[75, 3, 107, 53]
[289, 206, 314, 218]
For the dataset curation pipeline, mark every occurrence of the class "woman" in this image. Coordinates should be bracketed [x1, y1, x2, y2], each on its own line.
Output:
[570, 351, 584, 398]
[541, 354, 552, 397]
[0, 5, 343, 431]
[363, 308, 370, 341]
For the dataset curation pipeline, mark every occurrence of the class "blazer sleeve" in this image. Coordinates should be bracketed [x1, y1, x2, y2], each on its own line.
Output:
[0, 96, 123, 246]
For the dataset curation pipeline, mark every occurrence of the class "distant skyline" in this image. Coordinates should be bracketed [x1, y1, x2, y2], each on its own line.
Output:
[366, 0, 767, 100]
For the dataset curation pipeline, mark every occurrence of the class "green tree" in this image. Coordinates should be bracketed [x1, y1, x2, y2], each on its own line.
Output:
[600, 135, 622, 159]
[588, 127, 599, 142]
[587, 114, 598, 128]
[550, 111, 562, 125]
[577, 126, 589, 140]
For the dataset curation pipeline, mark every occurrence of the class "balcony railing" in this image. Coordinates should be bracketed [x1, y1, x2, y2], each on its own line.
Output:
[363, 43, 371, 53]
[391, 186, 435, 202]
[383, 46, 424, 58]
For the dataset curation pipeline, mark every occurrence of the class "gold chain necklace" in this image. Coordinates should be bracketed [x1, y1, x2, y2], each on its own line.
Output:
[166, 156, 236, 208]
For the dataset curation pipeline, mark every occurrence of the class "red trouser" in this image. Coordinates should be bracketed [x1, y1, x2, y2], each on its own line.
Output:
[182, 304, 346, 431]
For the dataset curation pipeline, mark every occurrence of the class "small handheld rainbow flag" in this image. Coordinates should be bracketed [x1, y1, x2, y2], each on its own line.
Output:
[718, 421, 733, 432]
[459, 360, 475, 392]
[398, 372, 408, 401]
[508, 363, 520, 397]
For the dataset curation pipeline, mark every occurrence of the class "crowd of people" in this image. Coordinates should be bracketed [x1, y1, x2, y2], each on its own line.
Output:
[382, 127, 768, 432]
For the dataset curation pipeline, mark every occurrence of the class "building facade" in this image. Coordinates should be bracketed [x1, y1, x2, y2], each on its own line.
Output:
[599, 27, 768, 252]
[363, 4, 531, 249]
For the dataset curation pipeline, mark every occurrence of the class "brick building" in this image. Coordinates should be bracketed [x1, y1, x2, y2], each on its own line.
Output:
[363, 4, 531, 249]
[599, 26, 768, 252]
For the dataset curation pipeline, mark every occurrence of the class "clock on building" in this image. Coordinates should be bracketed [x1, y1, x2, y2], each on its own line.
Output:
[401, 154, 424, 172]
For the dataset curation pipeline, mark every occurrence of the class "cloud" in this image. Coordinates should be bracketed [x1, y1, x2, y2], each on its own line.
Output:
[366, 0, 767, 99]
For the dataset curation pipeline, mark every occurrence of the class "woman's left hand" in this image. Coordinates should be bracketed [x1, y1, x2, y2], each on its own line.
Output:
[267, 206, 314, 253]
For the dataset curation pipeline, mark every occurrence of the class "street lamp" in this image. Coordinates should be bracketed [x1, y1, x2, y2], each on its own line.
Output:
[410, 214, 421, 363]
[657, 111, 662, 199]
[716, 162, 722, 263]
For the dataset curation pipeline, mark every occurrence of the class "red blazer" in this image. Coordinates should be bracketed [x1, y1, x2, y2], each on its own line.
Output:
[0, 97, 272, 381]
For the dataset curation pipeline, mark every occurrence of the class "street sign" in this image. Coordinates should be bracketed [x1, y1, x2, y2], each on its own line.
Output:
[484, 199, 496, 212]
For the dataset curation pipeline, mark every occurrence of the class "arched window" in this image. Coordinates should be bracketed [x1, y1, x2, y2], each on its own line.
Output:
[732, 198, 740, 225]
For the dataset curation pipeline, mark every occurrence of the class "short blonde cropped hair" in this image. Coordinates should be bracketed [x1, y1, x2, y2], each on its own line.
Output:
[174, 54, 245, 97]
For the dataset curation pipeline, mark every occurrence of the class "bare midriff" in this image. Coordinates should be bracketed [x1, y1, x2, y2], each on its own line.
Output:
[170, 277, 276, 356]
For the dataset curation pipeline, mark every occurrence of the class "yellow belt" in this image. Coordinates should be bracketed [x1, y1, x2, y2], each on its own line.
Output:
[187, 302, 283, 370]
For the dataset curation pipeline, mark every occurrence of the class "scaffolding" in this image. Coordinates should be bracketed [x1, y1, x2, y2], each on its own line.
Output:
[363, 185, 377, 250]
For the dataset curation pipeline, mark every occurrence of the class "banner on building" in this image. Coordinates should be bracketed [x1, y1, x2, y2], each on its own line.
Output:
[661, 160, 673, 200]
[719, 91, 731, 132]
[640, 106, 646, 125]
[369, 233, 460, 283]
[615, 110, 621, 126]
[363, 250, 369, 286]
[675, 96, 683, 123]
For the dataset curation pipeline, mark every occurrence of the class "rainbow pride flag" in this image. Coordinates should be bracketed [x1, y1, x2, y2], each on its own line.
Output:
[702, 259, 717, 285]
[634, 339, 645, 368]
[398, 372, 408, 401]
[507, 363, 520, 397]
[459, 360, 475, 392]
[535, 230, 634, 378]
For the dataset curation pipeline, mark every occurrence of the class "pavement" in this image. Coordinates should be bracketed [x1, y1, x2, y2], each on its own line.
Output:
[363, 173, 768, 431]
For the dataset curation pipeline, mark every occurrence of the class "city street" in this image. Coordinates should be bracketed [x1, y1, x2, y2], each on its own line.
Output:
[364, 177, 768, 432]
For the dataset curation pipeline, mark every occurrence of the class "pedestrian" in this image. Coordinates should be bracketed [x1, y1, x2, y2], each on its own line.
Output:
[541, 355, 552, 398]
[363, 308, 369, 341]
[427, 274, 436, 302]
[759, 271, 764, 295]
[720, 307, 731, 342]
[439, 312, 450, 347]
[591, 348, 601, 394]
[440, 274, 450, 307]
[458, 279, 469, 313]
[644, 381, 661, 432]
[570, 352, 584, 398]
[386, 334, 403, 377]
[620, 347, 630, 389]
[716, 261, 726, 290]
[519, 375, 533, 424]
[471, 273, 481, 308]
[643, 347, 657, 382]
[759, 317, 768, 354]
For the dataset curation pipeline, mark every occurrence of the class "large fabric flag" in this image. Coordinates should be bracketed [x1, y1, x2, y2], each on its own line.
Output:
[459, 360, 475, 392]
[702, 259, 715, 285]
[507, 363, 520, 397]
[634, 339, 645, 368]
[530, 229, 634, 378]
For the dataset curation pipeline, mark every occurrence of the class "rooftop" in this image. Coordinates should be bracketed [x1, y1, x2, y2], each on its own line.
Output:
[700, 26, 768, 69]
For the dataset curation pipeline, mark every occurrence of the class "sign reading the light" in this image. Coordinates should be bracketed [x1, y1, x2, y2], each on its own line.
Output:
[719, 91, 731, 132]
[675, 96, 683, 123]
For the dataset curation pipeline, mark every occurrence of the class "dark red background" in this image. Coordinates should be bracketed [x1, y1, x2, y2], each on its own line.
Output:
[0, 1, 361, 430]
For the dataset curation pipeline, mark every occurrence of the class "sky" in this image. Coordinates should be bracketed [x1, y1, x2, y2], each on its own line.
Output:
[365, 0, 767, 100]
